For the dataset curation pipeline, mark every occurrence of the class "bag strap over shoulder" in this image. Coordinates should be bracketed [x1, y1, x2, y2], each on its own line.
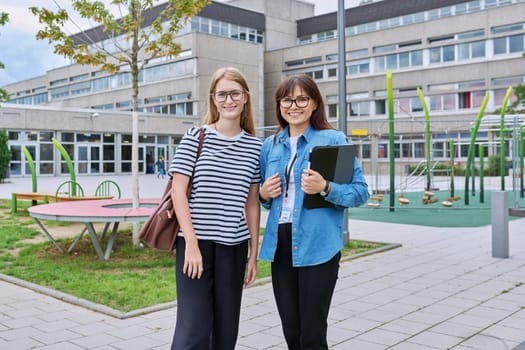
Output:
[196, 127, 205, 161]
[186, 127, 205, 197]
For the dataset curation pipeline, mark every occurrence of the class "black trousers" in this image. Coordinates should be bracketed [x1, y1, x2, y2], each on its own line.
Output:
[272, 223, 340, 350]
[171, 237, 248, 350]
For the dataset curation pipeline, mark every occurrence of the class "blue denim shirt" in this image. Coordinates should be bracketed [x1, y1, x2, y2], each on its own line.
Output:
[259, 126, 369, 267]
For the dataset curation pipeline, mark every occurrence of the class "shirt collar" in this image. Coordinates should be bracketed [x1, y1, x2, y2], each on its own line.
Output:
[276, 125, 314, 144]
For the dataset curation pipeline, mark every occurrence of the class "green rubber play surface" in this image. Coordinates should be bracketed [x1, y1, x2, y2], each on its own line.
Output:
[349, 190, 525, 227]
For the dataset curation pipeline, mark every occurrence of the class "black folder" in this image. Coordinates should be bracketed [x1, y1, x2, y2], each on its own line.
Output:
[303, 144, 357, 209]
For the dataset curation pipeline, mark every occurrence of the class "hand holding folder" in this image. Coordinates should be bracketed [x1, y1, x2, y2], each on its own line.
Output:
[303, 144, 357, 209]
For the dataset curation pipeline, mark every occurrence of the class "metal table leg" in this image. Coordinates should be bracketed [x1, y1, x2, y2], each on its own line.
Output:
[84, 222, 105, 260]
[104, 222, 120, 260]
[33, 218, 63, 253]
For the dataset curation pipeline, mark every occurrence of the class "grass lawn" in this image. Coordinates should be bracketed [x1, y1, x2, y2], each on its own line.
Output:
[0, 199, 388, 313]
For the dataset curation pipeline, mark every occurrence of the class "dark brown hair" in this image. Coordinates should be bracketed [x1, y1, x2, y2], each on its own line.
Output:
[273, 74, 333, 133]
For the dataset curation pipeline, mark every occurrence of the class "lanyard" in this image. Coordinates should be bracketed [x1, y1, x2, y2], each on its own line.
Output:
[284, 153, 297, 199]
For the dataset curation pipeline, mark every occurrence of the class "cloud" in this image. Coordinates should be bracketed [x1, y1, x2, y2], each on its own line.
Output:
[0, 26, 69, 86]
[0, 0, 96, 87]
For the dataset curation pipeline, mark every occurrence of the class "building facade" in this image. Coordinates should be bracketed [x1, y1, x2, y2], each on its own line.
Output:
[1, 0, 524, 178]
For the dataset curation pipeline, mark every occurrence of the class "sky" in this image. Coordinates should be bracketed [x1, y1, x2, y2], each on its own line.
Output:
[0, 0, 360, 87]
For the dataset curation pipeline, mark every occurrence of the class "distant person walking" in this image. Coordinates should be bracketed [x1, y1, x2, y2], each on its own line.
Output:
[156, 156, 166, 179]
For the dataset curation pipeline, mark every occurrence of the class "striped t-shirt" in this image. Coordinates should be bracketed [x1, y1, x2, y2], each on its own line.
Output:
[169, 126, 262, 245]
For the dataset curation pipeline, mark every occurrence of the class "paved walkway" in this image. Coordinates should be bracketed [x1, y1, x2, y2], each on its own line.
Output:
[1, 175, 525, 349]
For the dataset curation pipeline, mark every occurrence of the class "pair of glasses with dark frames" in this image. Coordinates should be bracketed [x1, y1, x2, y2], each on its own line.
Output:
[279, 96, 310, 108]
[212, 90, 244, 102]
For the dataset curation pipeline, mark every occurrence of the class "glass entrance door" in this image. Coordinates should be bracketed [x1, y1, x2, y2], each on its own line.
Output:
[76, 144, 101, 174]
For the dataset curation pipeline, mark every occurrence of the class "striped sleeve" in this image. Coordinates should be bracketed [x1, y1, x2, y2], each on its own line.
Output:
[168, 127, 203, 177]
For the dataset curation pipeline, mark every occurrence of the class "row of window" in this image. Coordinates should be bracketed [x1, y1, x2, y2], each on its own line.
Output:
[189, 16, 263, 44]
[90, 93, 194, 116]
[11, 59, 195, 105]
[324, 83, 521, 117]
[86, 15, 263, 56]
[288, 33, 525, 80]
[299, 0, 525, 44]
[48, 59, 194, 101]
[8, 131, 174, 176]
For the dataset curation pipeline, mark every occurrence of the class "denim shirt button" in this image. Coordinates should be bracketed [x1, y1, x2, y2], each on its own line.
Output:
[294, 246, 298, 250]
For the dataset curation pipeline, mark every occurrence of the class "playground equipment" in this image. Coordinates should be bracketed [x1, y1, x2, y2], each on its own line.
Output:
[368, 71, 521, 211]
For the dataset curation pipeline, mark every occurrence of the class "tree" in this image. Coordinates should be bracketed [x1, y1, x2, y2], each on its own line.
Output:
[0, 130, 10, 183]
[0, 12, 9, 102]
[30, 0, 211, 244]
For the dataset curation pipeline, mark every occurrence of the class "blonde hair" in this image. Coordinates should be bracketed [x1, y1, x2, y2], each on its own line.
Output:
[204, 67, 256, 135]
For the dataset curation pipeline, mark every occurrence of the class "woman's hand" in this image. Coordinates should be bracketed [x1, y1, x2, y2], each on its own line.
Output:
[260, 173, 282, 201]
[301, 169, 326, 195]
[183, 239, 203, 279]
[244, 256, 258, 286]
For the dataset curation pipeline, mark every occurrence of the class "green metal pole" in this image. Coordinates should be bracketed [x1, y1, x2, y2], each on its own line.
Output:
[479, 143, 484, 203]
[499, 87, 513, 190]
[471, 158, 475, 197]
[519, 124, 524, 198]
[52, 137, 77, 196]
[21, 146, 37, 193]
[387, 70, 395, 211]
[449, 139, 455, 198]
[417, 88, 431, 191]
[464, 92, 489, 205]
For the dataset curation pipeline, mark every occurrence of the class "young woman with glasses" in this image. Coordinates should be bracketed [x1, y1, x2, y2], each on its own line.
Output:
[169, 67, 262, 350]
[258, 74, 369, 349]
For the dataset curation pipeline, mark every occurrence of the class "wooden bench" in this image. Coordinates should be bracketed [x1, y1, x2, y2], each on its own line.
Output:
[509, 208, 525, 217]
[11, 192, 113, 213]
[11, 192, 56, 212]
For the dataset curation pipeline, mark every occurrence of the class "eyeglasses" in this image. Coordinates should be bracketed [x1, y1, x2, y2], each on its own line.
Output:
[279, 96, 310, 108]
[212, 90, 244, 102]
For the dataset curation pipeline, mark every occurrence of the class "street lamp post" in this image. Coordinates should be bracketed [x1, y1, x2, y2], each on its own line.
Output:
[337, 0, 349, 244]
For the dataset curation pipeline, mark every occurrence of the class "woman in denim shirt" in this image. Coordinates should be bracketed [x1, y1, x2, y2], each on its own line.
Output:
[259, 75, 369, 350]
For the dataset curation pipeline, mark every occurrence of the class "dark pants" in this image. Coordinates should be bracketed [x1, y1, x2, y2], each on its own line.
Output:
[171, 237, 248, 350]
[272, 223, 340, 350]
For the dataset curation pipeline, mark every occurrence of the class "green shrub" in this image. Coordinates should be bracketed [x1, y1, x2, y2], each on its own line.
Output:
[486, 154, 508, 176]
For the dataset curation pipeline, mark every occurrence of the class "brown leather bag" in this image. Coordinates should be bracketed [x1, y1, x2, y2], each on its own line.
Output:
[139, 128, 205, 251]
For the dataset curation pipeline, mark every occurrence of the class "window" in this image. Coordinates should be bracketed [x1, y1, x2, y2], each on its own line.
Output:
[443, 45, 455, 61]
[509, 34, 524, 53]
[459, 92, 471, 109]
[347, 60, 369, 75]
[346, 49, 368, 59]
[33, 93, 48, 104]
[50, 78, 68, 86]
[375, 100, 386, 115]
[328, 104, 337, 118]
[429, 94, 456, 111]
[458, 41, 485, 60]
[70, 73, 89, 82]
[429, 45, 455, 63]
[285, 57, 322, 67]
[494, 37, 507, 54]
[70, 81, 91, 96]
[411, 97, 423, 112]
[492, 76, 524, 86]
[348, 101, 369, 117]
[492, 23, 524, 34]
[374, 50, 422, 72]
[401, 143, 412, 158]
[494, 34, 525, 54]
[50, 86, 69, 100]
